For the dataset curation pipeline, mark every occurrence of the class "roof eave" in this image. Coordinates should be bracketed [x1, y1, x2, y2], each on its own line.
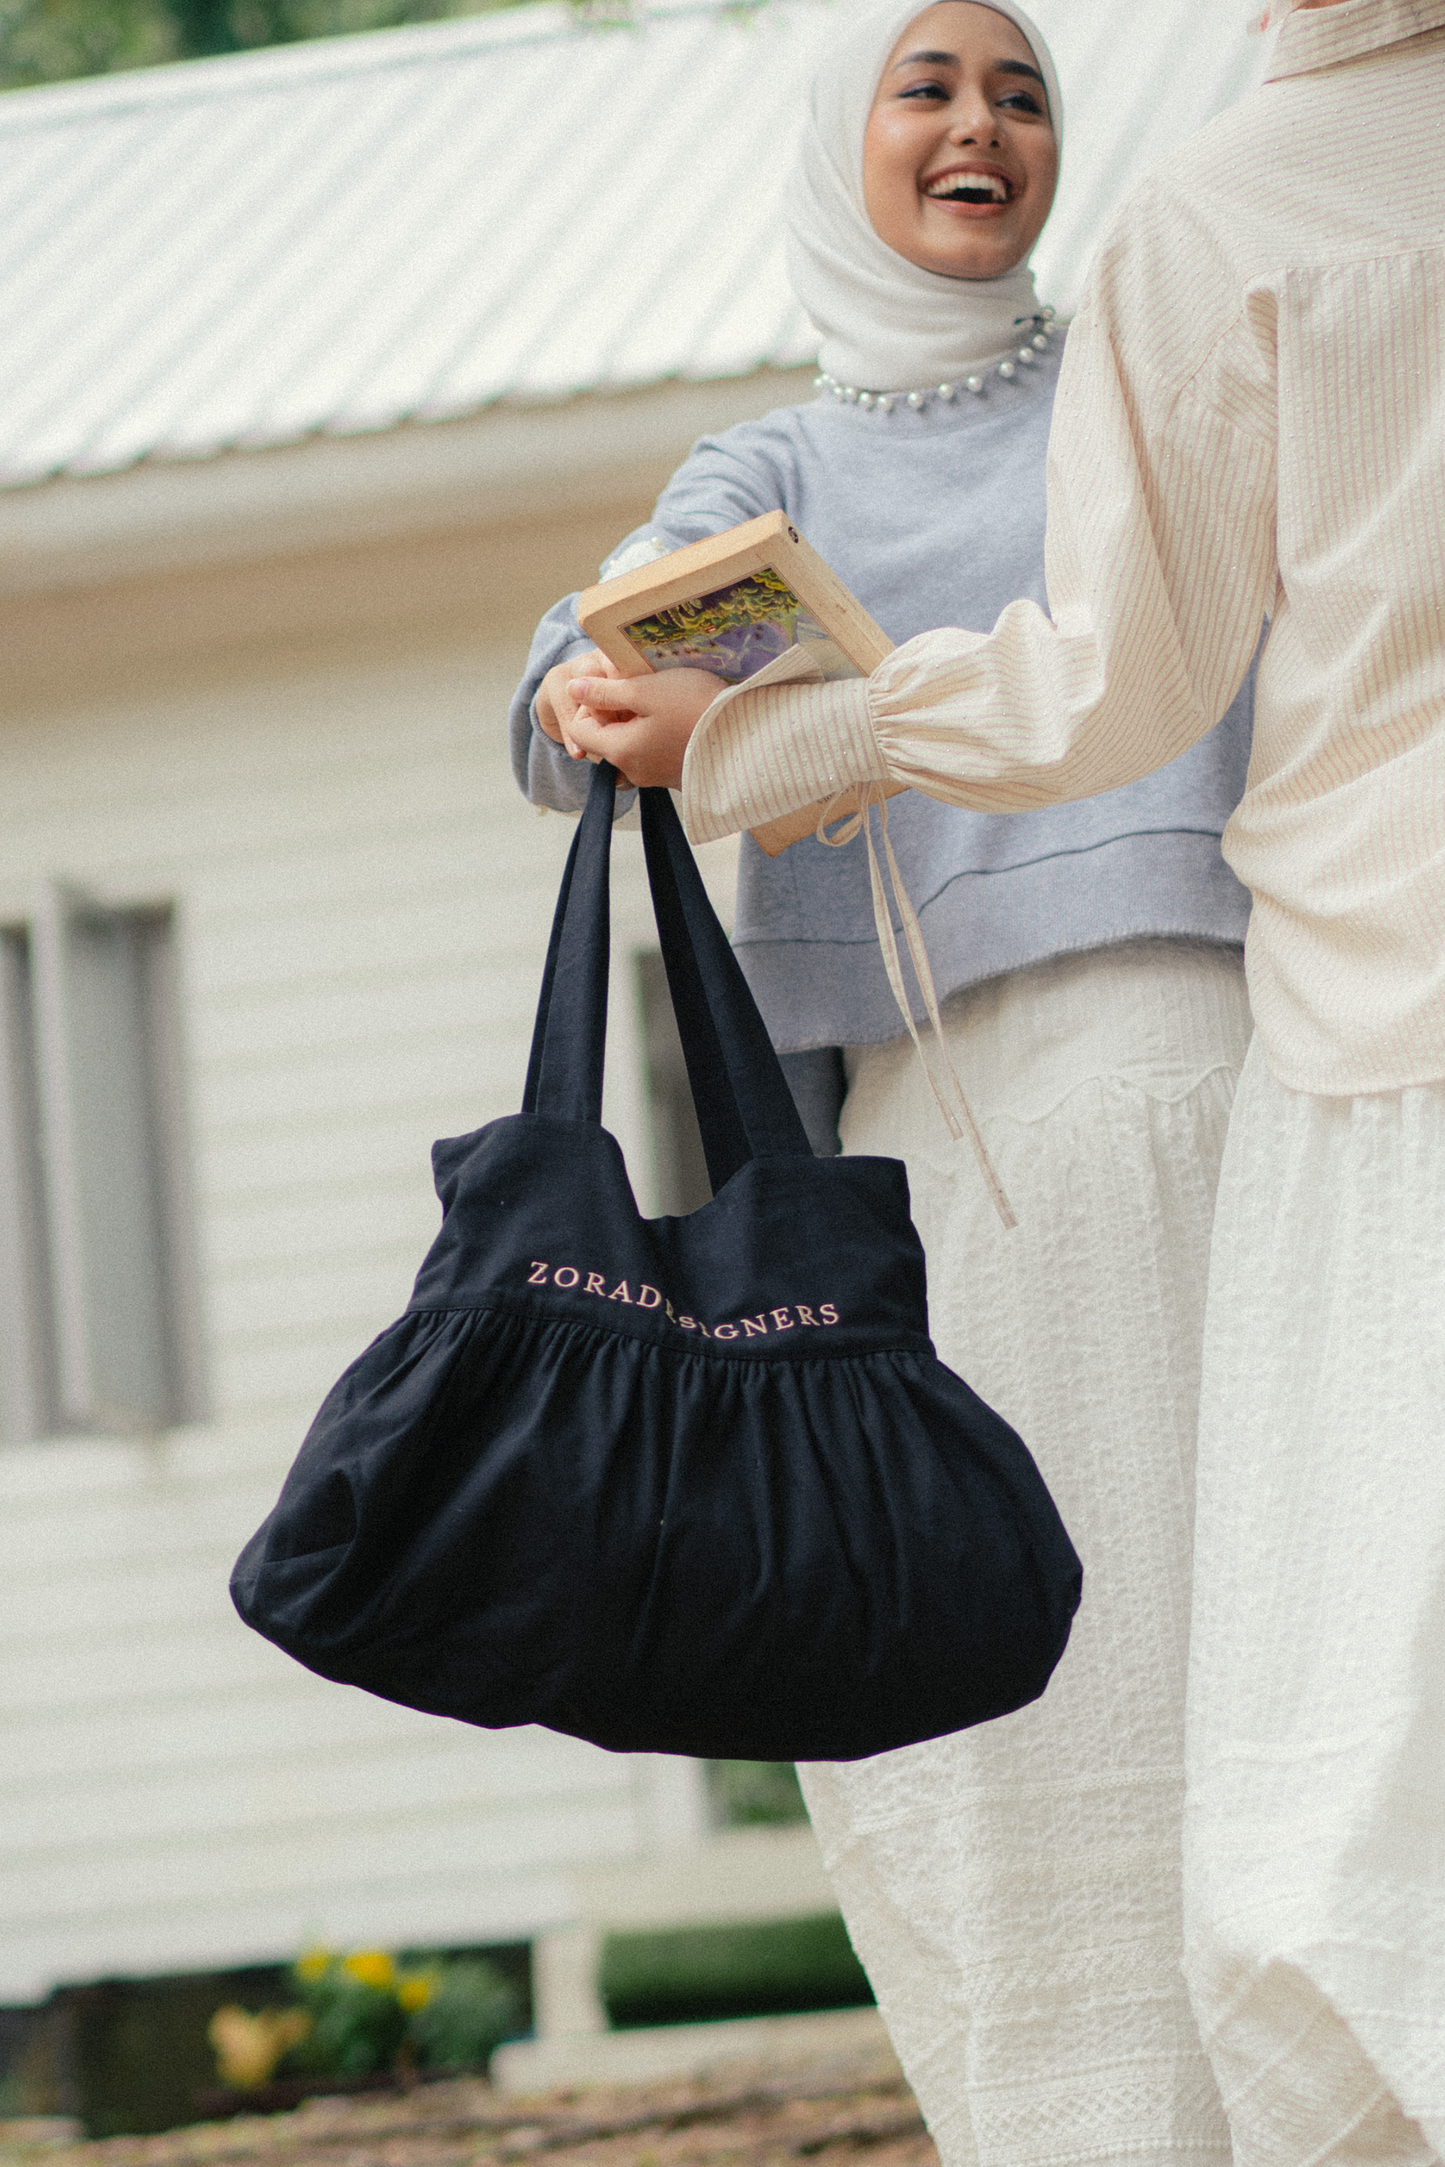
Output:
[0, 368, 817, 600]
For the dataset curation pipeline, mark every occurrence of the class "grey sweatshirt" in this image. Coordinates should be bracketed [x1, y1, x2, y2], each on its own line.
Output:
[510, 348, 1252, 1148]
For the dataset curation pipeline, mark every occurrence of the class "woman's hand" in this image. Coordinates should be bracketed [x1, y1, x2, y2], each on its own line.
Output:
[565, 670, 727, 791]
[536, 650, 622, 758]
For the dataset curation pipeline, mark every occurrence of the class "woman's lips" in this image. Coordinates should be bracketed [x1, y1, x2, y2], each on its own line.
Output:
[921, 165, 1015, 210]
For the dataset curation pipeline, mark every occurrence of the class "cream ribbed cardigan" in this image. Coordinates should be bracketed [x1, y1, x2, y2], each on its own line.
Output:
[682, 0, 1445, 1097]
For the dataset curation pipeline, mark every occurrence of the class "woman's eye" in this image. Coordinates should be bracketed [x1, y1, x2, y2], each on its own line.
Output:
[897, 80, 949, 101]
[999, 91, 1043, 115]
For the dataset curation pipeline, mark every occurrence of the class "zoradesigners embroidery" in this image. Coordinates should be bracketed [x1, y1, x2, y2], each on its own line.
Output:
[524, 1261, 839, 1338]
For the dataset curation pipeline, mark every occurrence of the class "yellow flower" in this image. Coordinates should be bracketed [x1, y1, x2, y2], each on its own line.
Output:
[342, 1949, 396, 1991]
[208, 2006, 312, 2090]
[397, 1974, 434, 2012]
[295, 1947, 333, 1983]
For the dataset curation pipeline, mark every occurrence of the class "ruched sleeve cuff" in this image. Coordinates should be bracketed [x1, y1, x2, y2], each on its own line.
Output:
[681, 650, 891, 843]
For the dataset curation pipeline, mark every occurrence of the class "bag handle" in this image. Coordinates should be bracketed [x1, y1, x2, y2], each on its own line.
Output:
[523, 763, 811, 1193]
[522, 759, 614, 1124]
[640, 782, 813, 1187]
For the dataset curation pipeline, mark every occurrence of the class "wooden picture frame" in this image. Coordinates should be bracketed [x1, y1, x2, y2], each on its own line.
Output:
[576, 513, 899, 855]
[578, 511, 893, 684]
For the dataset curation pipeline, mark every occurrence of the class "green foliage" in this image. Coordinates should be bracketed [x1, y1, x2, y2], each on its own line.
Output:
[287, 1965, 408, 2079]
[706, 1758, 809, 1827]
[599, 1912, 872, 2030]
[402, 1958, 521, 2072]
[0, 0, 786, 98]
[1, 0, 171, 87]
[267, 1947, 522, 2082]
[1, 0, 526, 89]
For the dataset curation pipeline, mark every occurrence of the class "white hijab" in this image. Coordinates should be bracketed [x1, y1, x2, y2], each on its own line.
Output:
[786, 0, 1062, 392]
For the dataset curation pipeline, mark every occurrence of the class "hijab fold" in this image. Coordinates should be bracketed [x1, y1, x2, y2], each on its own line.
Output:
[786, 0, 1062, 392]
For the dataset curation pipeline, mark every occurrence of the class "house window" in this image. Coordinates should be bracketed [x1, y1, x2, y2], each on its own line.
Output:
[634, 949, 711, 1219]
[0, 890, 204, 1443]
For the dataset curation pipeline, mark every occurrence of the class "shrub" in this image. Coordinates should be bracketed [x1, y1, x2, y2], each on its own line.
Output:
[402, 1960, 520, 2072]
[206, 1947, 522, 2090]
[599, 1913, 872, 2030]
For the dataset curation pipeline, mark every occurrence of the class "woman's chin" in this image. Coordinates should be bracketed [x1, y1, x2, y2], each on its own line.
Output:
[919, 244, 1028, 282]
[897, 213, 1027, 282]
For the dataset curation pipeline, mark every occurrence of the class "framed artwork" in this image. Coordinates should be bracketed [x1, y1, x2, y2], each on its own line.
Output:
[577, 513, 897, 852]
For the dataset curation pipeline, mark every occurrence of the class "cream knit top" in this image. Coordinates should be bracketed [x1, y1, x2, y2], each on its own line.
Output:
[682, 0, 1445, 1097]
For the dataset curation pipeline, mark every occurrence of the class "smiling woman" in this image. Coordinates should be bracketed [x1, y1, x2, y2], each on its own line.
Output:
[862, 3, 1059, 281]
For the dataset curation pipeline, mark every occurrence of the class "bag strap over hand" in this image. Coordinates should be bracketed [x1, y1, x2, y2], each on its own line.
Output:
[523, 763, 811, 1196]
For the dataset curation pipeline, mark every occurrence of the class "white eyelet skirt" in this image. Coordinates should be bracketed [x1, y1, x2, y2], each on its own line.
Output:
[799, 937, 1252, 2167]
[1181, 1036, 1445, 2167]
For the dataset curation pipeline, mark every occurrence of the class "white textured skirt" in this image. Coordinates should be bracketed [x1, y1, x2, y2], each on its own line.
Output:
[1182, 1040, 1445, 2167]
[799, 938, 1252, 2167]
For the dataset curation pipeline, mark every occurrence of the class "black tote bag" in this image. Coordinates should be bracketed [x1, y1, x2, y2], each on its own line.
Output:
[232, 764, 1081, 1761]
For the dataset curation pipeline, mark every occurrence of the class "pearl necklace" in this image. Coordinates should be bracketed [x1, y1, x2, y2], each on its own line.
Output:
[814, 308, 1057, 413]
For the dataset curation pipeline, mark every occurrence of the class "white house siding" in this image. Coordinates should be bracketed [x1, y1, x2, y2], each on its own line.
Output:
[0, 488, 740, 2006]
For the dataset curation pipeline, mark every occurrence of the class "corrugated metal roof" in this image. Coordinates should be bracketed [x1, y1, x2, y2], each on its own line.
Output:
[0, 0, 1266, 489]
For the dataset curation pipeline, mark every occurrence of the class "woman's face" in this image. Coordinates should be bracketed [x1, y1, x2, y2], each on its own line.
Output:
[863, 2, 1057, 281]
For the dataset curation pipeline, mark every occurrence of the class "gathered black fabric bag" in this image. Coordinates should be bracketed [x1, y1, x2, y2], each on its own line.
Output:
[232, 764, 1081, 1760]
